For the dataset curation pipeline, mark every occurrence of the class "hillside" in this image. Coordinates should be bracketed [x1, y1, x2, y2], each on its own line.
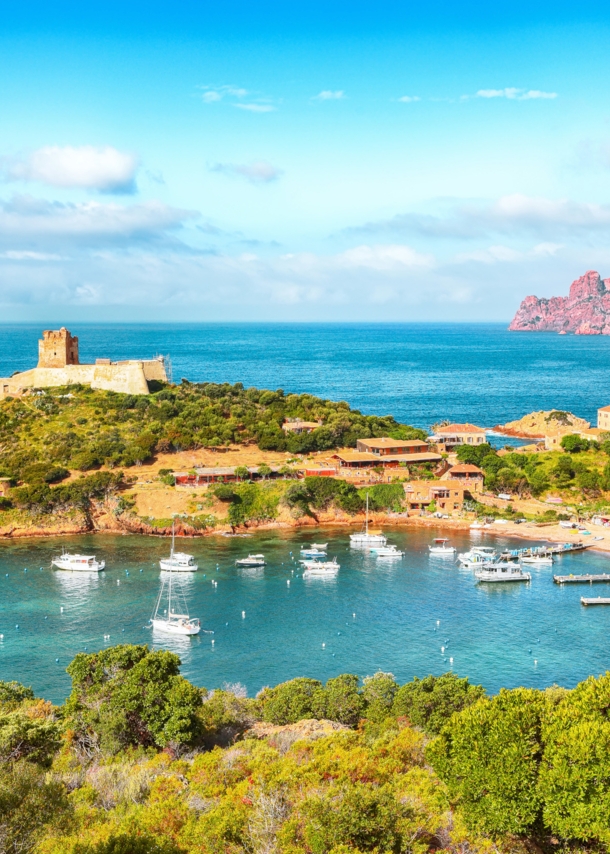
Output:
[3, 645, 610, 853]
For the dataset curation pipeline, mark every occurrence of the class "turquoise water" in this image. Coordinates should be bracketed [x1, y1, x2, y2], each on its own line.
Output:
[1, 529, 609, 703]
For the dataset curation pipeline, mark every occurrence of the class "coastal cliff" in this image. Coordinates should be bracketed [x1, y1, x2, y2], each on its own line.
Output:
[509, 270, 610, 334]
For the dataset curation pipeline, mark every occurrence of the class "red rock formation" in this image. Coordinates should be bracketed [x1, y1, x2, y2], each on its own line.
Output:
[509, 270, 610, 334]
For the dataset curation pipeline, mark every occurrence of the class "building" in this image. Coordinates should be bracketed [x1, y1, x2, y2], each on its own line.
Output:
[430, 423, 487, 451]
[282, 419, 322, 434]
[598, 406, 610, 432]
[0, 328, 168, 399]
[442, 463, 484, 494]
[333, 448, 442, 469]
[403, 479, 465, 513]
[0, 477, 12, 497]
[356, 438, 430, 456]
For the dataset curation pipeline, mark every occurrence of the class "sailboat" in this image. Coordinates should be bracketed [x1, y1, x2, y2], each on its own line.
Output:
[350, 493, 387, 547]
[159, 519, 198, 572]
[149, 568, 201, 635]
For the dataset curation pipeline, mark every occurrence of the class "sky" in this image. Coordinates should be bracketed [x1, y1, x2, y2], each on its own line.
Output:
[2, 0, 610, 321]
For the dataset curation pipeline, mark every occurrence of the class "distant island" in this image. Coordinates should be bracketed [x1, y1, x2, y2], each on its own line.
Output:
[509, 269, 610, 334]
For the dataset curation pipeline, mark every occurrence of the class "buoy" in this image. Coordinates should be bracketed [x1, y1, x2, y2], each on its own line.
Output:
[534, 659, 538, 665]
[242, 611, 245, 618]
[56, 658, 59, 662]
[337, 631, 341, 635]
[117, 580, 120, 585]
[24, 568, 27, 572]
[322, 642, 326, 648]
[441, 646, 445, 653]
[211, 639, 215, 645]
[125, 571, 129, 575]
[140, 569, 143, 572]
[353, 613, 356, 618]
[121, 628, 125, 632]
[436, 620, 440, 625]
[15, 624, 18, 629]
[528, 648, 532, 653]
[84, 646, 87, 650]
[40, 567, 43, 571]
[60, 607, 64, 613]
[287, 580, 290, 586]
[44, 616, 47, 620]
[0, 634, 3, 639]
[450, 657, 454, 664]
[332, 653, 335, 657]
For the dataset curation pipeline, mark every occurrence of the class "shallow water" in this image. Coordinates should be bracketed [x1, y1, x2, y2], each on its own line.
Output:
[1, 528, 609, 702]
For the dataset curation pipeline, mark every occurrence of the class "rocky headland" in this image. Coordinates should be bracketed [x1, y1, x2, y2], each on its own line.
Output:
[509, 270, 610, 334]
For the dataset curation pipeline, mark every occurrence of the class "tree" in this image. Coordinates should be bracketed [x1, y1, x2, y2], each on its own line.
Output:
[260, 678, 325, 725]
[257, 463, 272, 480]
[393, 673, 485, 736]
[455, 443, 494, 466]
[65, 645, 202, 754]
[234, 466, 250, 482]
[324, 674, 364, 726]
[362, 672, 398, 723]
[427, 687, 544, 836]
[560, 434, 589, 454]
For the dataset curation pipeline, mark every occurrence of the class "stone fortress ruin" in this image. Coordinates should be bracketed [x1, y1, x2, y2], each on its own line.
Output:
[0, 328, 168, 399]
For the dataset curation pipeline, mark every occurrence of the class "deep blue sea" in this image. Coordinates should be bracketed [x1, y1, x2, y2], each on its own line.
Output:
[1, 322, 610, 701]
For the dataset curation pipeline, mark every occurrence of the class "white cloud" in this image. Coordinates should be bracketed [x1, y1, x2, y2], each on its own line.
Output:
[312, 90, 345, 101]
[475, 87, 557, 100]
[398, 95, 421, 103]
[0, 195, 197, 248]
[210, 161, 282, 184]
[233, 103, 276, 113]
[5, 146, 139, 193]
[0, 250, 63, 261]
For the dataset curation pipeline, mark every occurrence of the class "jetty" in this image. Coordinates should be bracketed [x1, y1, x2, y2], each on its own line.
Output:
[506, 542, 591, 559]
[554, 573, 610, 584]
[581, 597, 610, 606]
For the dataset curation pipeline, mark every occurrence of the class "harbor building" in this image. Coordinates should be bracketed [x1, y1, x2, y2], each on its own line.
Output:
[442, 463, 484, 494]
[332, 437, 441, 470]
[0, 327, 168, 399]
[404, 479, 465, 513]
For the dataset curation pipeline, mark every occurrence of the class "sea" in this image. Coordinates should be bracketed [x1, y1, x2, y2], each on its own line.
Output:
[1, 321, 610, 702]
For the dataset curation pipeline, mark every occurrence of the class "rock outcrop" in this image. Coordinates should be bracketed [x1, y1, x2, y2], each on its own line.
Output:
[509, 270, 610, 334]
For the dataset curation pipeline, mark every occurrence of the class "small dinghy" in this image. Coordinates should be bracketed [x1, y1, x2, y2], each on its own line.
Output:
[311, 542, 328, 550]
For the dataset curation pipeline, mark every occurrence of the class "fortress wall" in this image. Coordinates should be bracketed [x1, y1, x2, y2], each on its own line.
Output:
[0, 363, 150, 397]
[141, 359, 168, 382]
[91, 363, 149, 395]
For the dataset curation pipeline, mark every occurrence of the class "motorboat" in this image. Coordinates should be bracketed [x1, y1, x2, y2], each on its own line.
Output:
[149, 568, 200, 635]
[428, 538, 456, 556]
[302, 558, 340, 577]
[350, 493, 387, 547]
[370, 545, 404, 558]
[300, 548, 327, 558]
[521, 555, 553, 566]
[52, 551, 105, 572]
[458, 546, 496, 565]
[235, 554, 266, 567]
[475, 562, 531, 583]
[159, 520, 198, 572]
[311, 542, 328, 550]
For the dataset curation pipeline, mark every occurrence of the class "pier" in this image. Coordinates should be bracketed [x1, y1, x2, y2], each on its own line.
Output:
[507, 542, 592, 559]
[581, 597, 610, 606]
[554, 573, 610, 584]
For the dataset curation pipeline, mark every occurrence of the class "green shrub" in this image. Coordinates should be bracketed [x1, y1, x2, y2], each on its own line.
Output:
[362, 672, 399, 723]
[260, 678, 326, 725]
[393, 673, 485, 735]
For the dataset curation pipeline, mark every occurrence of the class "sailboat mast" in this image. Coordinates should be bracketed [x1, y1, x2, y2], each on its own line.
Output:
[171, 519, 175, 558]
[365, 492, 369, 535]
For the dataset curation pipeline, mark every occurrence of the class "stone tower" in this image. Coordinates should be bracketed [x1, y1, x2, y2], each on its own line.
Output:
[37, 328, 79, 368]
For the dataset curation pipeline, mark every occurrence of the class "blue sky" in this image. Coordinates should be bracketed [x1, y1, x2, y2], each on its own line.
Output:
[1, 1, 610, 321]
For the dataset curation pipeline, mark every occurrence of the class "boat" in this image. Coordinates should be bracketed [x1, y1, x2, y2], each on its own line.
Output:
[149, 568, 200, 635]
[302, 558, 340, 577]
[475, 562, 531, 583]
[370, 545, 404, 558]
[311, 542, 328, 550]
[458, 546, 496, 564]
[350, 493, 387, 547]
[300, 548, 327, 558]
[159, 520, 198, 572]
[428, 538, 456, 556]
[521, 555, 554, 566]
[235, 554, 266, 567]
[52, 551, 105, 572]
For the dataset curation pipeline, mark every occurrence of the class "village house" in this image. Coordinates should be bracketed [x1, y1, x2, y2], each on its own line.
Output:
[333, 437, 441, 470]
[403, 479, 465, 513]
[430, 423, 487, 451]
[441, 463, 484, 494]
[598, 406, 610, 432]
[282, 419, 322, 434]
[0, 477, 12, 498]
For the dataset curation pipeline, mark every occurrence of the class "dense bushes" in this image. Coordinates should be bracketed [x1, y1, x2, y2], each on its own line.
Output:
[0, 383, 423, 485]
[10, 470, 124, 515]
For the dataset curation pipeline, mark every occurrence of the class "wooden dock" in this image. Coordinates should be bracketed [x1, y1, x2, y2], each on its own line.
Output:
[581, 597, 610, 606]
[554, 573, 610, 584]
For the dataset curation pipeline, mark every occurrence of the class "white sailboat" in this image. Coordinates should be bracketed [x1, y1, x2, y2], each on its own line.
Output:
[350, 493, 387, 547]
[150, 568, 200, 635]
[52, 550, 105, 572]
[159, 520, 198, 572]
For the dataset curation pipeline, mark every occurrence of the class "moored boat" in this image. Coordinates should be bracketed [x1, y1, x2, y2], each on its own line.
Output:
[370, 545, 404, 558]
[52, 551, 105, 572]
[302, 558, 340, 577]
[475, 562, 531, 583]
[428, 538, 456, 556]
[236, 554, 266, 567]
[149, 568, 201, 635]
[350, 493, 387, 547]
[159, 520, 198, 572]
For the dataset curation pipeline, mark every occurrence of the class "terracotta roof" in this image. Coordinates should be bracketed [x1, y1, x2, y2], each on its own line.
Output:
[447, 464, 484, 474]
[333, 451, 379, 462]
[358, 438, 427, 449]
[436, 423, 486, 434]
[599, 406, 610, 412]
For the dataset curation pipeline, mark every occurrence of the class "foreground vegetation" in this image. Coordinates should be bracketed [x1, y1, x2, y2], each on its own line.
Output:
[3, 644, 610, 853]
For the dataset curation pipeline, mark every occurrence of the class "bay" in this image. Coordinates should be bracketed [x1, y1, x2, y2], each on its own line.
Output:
[0, 528, 608, 703]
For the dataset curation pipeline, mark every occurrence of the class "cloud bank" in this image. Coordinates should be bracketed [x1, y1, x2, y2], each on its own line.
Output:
[4, 146, 139, 193]
[210, 161, 282, 184]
